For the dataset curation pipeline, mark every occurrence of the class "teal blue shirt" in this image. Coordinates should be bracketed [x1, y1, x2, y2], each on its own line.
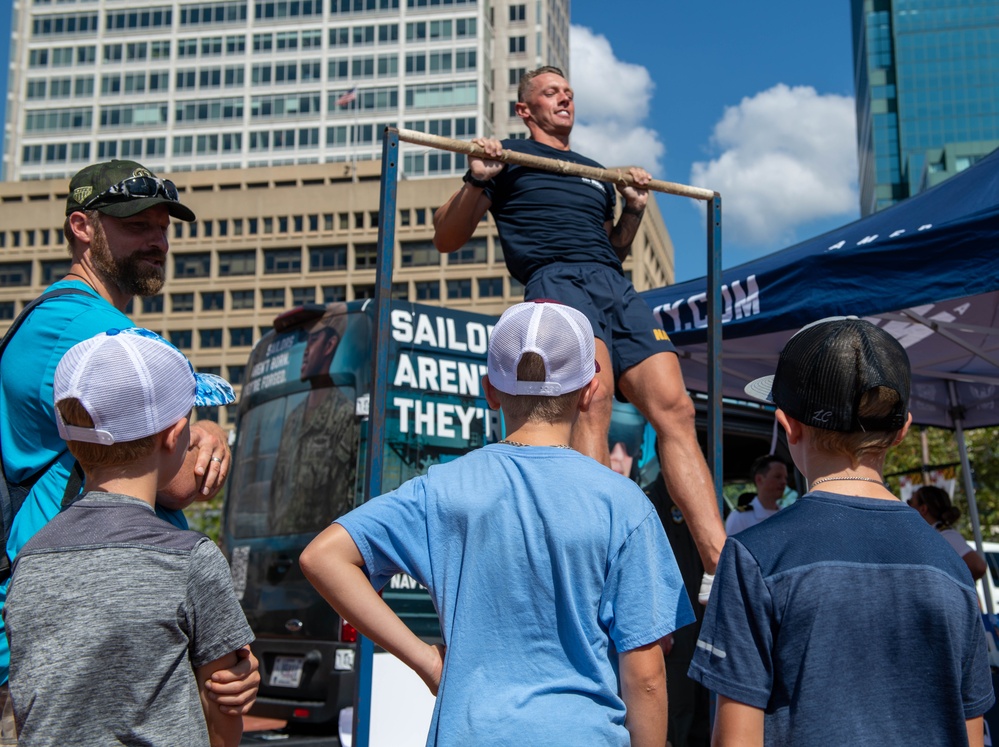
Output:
[0, 281, 187, 683]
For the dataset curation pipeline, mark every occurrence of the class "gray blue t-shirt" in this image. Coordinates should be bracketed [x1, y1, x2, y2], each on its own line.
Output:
[5, 493, 254, 747]
[337, 443, 694, 746]
[690, 491, 994, 746]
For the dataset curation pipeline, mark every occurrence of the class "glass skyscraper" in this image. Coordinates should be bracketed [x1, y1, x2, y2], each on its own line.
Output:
[851, 0, 999, 215]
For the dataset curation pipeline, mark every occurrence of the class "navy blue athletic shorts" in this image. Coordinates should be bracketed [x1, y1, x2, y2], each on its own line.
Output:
[525, 262, 676, 380]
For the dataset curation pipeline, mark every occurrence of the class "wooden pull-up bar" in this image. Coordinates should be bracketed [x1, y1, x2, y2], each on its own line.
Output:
[392, 127, 717, 202]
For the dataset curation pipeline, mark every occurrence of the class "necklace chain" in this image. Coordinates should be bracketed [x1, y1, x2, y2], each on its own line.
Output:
[498, 439, 573, 450]
[810, 475, 887, 489]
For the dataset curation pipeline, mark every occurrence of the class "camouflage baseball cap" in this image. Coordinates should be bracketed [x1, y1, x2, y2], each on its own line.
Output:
[65, 160, 195, 222]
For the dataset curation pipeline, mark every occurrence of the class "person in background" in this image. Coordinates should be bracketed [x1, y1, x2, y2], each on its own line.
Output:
[909, 484, 987, 581]
[724, 455, 788, 535]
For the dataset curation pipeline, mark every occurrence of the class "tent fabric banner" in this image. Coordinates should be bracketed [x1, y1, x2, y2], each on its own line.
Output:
[640, 147, 999, 430]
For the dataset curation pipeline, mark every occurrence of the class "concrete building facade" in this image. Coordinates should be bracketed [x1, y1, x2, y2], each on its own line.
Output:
[0, 161, 676, 426]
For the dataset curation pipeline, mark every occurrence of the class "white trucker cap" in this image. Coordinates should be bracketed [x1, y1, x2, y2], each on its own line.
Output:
[54, 327, 235, 445]
[487, 300, 597, 396]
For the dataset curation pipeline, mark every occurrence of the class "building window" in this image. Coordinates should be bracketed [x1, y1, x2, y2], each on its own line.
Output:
[230, 327, 254, 346]
[353, 284, 375, 300]
[509, 4, 525, 21]
[400, 240, 440, 267]
[173, 253, 211, 278]
[264, 248, 301, 274]
[142, 295, 165, 313]
[171, 293, 195, 312]
[508, 67, 526, 86]
[200, 328, 223, 348]
[41, 260, 72, 284]
[219, 250, 256, 276]
[201, 291, 224, 311]
[391, 282, 408, 299]
[414, 280, 440, 301]
[310, 245, 348, 271]
[227, 364, 246, 385]
[323, 285, 346, 303]
[0, 263, 31, 287]
[448, 238, 487, 265]
[292, 287, 315, 305]
[354, 243, 378, 270]
[170, 330, 193, 348]
[508, 36, 526, 54]
[230, 289, 255, 309]
[447, 279, 472, 299]
[261, 288, 286, 307]
[0, 302, 14, 320]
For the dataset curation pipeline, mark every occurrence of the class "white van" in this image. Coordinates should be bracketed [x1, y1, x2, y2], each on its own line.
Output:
[968, 540, 999, 613]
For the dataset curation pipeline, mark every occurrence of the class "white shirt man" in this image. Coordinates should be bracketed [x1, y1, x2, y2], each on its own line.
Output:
[726, 456, 789, 535]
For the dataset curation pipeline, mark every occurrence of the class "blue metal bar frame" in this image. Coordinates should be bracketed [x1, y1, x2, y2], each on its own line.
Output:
[354, 129, 726, 743]
[352, 128, 400, 747]
[706, 195, 723, 509]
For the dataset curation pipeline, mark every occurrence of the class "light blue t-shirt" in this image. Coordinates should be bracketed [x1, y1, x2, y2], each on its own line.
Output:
[0, 281, 187, 683]
[337, 443, 694, 747]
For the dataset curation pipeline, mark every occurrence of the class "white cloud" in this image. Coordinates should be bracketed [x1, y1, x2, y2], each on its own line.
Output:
[569, 26, 665, 173]
[690, 84, 858, 246]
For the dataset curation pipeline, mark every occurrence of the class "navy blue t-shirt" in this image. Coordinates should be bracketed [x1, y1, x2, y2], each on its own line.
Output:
[690, 491, 994, 746]
[483, 139, 618, 284]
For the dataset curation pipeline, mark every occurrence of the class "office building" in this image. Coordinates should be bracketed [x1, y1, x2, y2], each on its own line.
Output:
[0, 162, 676, 426]
[6, 0, 569, 180]
[851, 0, 999, 215]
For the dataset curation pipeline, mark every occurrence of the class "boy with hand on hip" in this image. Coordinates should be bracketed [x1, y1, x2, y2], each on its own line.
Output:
[690, 317, 993, 746]
[4, 328, 254, 747]
[302, 300, 694, 747]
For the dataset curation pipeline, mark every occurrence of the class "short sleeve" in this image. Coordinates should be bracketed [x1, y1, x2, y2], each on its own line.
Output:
[688, 538, 775, 709]
[185, 539, 255, 668]
[336, 477, 432, 592]
[600, 509, 695, 652]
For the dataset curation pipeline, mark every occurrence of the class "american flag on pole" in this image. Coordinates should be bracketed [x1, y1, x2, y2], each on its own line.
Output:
[337, 86, 357, 107]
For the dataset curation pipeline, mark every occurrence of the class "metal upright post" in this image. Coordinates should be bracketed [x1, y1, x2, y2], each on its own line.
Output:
[353, 127, 401, 747]
[706, 194, 724, 509]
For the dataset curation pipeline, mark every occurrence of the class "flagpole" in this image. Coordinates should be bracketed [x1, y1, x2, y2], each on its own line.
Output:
[351, 92, 358, 183]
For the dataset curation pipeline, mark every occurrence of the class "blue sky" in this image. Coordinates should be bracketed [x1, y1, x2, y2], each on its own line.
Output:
[0, 1, 861, 282]
[570, 0, 861, 281]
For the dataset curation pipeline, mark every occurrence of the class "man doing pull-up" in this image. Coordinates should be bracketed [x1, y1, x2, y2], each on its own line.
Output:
[433, 66, 726, 589]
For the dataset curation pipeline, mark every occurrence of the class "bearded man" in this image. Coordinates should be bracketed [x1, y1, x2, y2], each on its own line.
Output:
[0, 160, 258, 741]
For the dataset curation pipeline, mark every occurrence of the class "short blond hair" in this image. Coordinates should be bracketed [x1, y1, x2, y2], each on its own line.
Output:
[56, 398, 157, 470]
[803, 387, 904, 467]
[494, 352, 582, 424]
[517, 65, 566, 103]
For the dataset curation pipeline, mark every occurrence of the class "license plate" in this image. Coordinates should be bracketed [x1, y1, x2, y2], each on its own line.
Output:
[334, 648, 355, 671]
[269, 655, 304, 688]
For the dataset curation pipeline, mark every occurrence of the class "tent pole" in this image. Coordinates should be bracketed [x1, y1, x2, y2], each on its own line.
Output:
[948, 380, 993, 616]
[706, 194, 723, 511]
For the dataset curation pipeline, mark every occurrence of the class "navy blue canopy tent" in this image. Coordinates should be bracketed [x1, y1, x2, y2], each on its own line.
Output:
[641, 147, 999, 608]
[642, 146, 999, 431]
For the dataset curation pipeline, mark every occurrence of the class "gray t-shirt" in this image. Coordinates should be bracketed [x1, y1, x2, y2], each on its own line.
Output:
[5, 492, 254, 747]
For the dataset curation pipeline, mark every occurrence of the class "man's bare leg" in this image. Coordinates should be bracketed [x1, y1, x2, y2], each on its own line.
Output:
[619, 352, 725, 574]
[569, 338, 615, 467]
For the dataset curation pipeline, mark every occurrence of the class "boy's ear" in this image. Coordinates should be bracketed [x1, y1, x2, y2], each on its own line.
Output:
[576, 377, 600, 413]
[160, 417, 190, 454]
[774, 408, 802, 445]
[482, 375, 502, 411]
[891, 412, 913, 446]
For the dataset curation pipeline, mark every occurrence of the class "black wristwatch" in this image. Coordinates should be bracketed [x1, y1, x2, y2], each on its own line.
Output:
[462, 170, 492, 190]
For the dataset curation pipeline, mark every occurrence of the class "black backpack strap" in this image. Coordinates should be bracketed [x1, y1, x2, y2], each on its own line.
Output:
[0, 286, 92, 582]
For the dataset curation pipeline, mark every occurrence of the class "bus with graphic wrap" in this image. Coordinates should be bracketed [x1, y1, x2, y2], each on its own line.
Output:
[221, 300, 497, 734]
